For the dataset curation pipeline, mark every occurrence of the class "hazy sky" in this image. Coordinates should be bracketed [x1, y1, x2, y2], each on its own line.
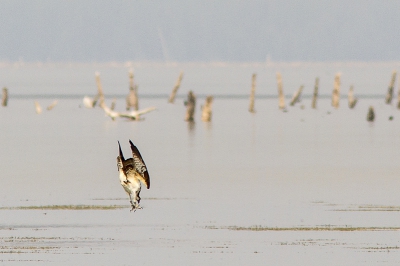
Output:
[1, 0, 400, 62]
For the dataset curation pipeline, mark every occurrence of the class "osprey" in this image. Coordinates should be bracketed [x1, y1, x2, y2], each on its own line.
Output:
[117, 140, 150, 211]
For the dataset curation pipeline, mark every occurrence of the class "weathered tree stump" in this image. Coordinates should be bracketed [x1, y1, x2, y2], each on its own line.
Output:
[385, 70, 396, 104]
[248, 73, 257, 113]
[110, 98, 117, 111]
[397, 82, 400, 109]
[332, 73, 341, 108]
[311, 78, 319, 109]
[168, 71, 184, 103]
[95, 72, 105, 106]
[34, 101, 42, 114]
[126, 69, 139, 111]
[184, 91, 196, 121]
[348, 85, 358, 108]
[2, 87, 8, 107]
[290, 85, 304, 106]
[201, 96, 213, 122]
[367, 106, 375, 122]
[46, 100, 58, 110]
[276, 72, 286, 110]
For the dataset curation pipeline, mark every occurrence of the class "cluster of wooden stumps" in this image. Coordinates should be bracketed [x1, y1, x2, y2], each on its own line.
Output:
[167, 71, 214, 122]
[368, 70, 399, 121]
[249, 72, 359, 111]
[247, 70, 400, 122]
[33, 100, 58, 114]
[1, 86, 58, 113]
[87, 69, 214, 122]
[90, 71, 157, 121]
[2, 69, 399, 124]
[88, 70, 137, 112]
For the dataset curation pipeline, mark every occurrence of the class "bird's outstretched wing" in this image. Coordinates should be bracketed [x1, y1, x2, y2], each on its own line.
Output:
[129, 140, 150, 189]
[101, 102, 120, 120]
[119, 107, 157, 120]
[117, 141, 125, 171]
[135, 107, 157, 116]
[118, 141, 125, 161]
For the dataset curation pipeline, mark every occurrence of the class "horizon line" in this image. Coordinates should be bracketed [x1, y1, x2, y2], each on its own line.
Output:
[1, 60, 400, 68]
[7, 93, 385, 100]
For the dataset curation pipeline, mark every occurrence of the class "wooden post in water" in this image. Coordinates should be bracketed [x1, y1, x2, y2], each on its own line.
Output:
[290, 85, 304, 106]
[311, 78, 319, 109]
[248, 73, 256, 113]
[168, 71, 184, 103]
[34, 101, 42, 114]
[92, 94, 100, 108]
[201, 96, 213, 122]
[110, 98, 117, 111]
[367, 106, 375, 122]
[385, 70, 396, 104]
[95, 72, 105, 106]
[348, 85, 358, 108]
[46, 100, 58, 110]
[397, 80, 400, 109]
[331, 73, 341, 108]
[184, 90, 196, 121]
[126, 69, 139, 111]
[2, 87, 8, 107]
[276, 72, 286, 110]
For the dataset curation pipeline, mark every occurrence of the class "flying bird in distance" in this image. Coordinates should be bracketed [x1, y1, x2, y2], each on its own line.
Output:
[117, 140, 150, 211]
[101, 101, 156, 121]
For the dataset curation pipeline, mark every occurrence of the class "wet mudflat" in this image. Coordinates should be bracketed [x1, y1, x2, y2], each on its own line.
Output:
[1, 94, 400, 265]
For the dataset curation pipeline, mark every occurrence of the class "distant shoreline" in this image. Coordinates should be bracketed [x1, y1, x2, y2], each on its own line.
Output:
[1, 61, 400, 68]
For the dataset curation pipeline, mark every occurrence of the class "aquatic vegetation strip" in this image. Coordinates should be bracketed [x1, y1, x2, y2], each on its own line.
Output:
[312, 201, 400, 211]
[206, 225, 400, 231]
[0, 205, 127, 210]
[333, 205, 400, 212]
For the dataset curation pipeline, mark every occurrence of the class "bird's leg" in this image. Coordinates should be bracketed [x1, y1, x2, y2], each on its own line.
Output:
[135, 189, 142, 209]
[128, 193, 136, 211]
[128, 193, 142, 212]
[130, 203, 142, 212]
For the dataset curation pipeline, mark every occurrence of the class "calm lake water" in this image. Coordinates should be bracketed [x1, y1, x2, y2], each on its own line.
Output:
[1, 62, 400, 265]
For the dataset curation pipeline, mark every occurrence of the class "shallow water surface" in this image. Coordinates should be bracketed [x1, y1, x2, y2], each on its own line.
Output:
[1, 63, 400, 264]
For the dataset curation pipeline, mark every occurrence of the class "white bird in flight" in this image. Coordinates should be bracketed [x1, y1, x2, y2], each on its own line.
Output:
[101, 101, 156, 121]
[117, 140, 150, 211]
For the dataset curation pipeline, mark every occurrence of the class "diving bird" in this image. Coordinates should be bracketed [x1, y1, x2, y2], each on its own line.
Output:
[117, 140, 150, 211]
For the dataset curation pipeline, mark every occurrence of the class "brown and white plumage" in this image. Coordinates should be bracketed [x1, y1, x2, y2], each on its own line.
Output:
[117, 140, 150, 211]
